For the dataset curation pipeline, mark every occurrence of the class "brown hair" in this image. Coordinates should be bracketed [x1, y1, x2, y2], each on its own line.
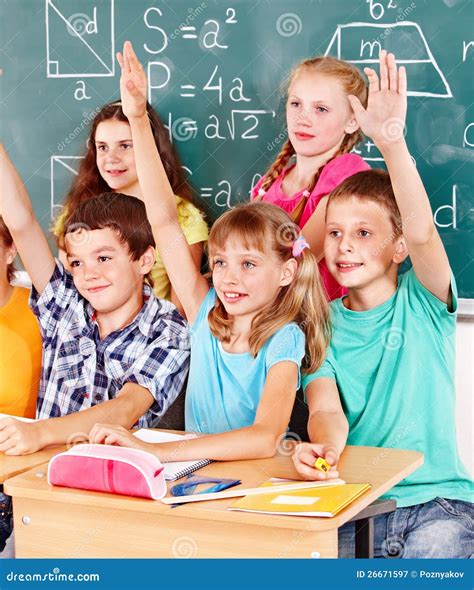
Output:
[257, 56, 368, 223]
[60, 101, 196, 218]
[64, 192, 156, 287]
[207, 202, 330, 373]
[327, 169, 402, 235]
[0, 216, 16, 283]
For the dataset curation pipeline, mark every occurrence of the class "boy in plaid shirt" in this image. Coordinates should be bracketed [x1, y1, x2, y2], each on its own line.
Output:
[0, 144, 190, 456]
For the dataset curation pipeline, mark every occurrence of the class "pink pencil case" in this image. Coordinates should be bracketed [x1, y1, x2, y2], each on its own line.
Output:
[47, 443, 166, 500]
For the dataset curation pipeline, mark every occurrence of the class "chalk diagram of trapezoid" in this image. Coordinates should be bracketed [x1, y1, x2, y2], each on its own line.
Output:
[46, 0, 115, 77]
[325, 21, 452, 98]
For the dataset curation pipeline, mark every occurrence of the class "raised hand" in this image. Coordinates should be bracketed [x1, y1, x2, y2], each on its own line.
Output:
[348, 50, 407, 148]
[116, 41, 147, 120]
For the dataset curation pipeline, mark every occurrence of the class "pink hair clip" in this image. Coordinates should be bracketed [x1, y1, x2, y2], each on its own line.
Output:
[257, 188, 266, 197]
[302, 189, 311, 197]
[292, 235, 310, 257]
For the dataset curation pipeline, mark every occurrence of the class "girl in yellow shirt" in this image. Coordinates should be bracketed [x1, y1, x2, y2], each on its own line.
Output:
[52, 102, 208, 314]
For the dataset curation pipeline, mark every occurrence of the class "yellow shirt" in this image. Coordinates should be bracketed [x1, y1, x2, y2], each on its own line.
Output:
[0, 287, 42, 418]
[52, 196, 208, 301]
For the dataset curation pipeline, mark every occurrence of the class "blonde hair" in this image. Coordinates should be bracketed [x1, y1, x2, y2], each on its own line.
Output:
[207, 202, 331, 373]
[257, 56, 368, 223]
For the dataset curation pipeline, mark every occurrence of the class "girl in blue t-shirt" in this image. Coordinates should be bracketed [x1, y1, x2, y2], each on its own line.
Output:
[90, 42, 331, 462]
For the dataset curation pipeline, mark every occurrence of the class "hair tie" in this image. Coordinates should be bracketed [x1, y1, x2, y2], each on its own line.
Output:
[292, 235, 310, 257]
[257, 188, 266, 197]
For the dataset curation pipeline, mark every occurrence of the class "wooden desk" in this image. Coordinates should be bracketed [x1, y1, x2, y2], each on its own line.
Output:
[4, 445, 422, 558]
[0, 446, 66, 484]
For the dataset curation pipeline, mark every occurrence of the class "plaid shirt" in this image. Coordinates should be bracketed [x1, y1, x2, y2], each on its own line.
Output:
[30, 261, 190, 428]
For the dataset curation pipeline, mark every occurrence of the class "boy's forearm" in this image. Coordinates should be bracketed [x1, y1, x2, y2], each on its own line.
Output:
[307, 410, 348, 455]
[38, 392, 151, 448]
[127, 115, 177, 224]
[378, 140, 435, 243]
[0, 144, 36, 232]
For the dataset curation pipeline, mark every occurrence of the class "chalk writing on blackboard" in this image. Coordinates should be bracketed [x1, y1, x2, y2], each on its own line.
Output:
[46, 0, 115, 78]
[325, 21, 452, 98]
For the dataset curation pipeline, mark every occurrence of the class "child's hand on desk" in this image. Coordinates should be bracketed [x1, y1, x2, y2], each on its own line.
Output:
[0, 418, 44, 455]
[348, 50, 407, 150]
[292, 442, 340, 481]
[116, 41, 147, 121]
[89, 423, 154, 453]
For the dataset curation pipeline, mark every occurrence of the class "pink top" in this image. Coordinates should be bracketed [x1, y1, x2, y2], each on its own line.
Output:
[252, 153, 370, 300]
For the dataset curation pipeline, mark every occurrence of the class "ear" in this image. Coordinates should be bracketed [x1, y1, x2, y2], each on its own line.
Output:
[138, 246, 156, 275]
[392, 236, 408, 264]
[5, 243, 17, 265]
[344, 115, 359, 135]
[279, 257, 298, 287]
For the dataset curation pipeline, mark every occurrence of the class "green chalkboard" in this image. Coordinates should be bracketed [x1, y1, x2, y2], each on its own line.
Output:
[1, 0, 473, 298]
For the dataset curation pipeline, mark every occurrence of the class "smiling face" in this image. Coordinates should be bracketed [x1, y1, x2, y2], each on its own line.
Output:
[210, 238, 295, 322]
[286, 70, 359, 159]
[65, 226, 153, 318]
[324, 197, 406, 292]
[95, 119, 140, 196]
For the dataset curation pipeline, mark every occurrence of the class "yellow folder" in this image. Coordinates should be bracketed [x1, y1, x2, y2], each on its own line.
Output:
[229, 480, 371, 518]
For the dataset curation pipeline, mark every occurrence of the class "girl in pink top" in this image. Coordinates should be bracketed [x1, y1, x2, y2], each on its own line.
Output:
[252, 57, 370, 300]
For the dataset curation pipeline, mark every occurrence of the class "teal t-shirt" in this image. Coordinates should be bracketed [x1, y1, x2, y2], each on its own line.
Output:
[302, 269, 473, 508]
[185, 289, 306, 434]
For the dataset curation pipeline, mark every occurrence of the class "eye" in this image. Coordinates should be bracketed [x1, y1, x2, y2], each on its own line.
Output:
[289, 100, 300, 108]
[328, 230, 341, 238]
[70, 260, 81, 268]
[98, 256, 111, 262]
[243, 261, 255, 269]
[213, 259, 225, 268]
[121, 143, 133, 150]
[96, 145, 107, 152]
[315, 106, 328, 113]
[358, 230, 371, 238]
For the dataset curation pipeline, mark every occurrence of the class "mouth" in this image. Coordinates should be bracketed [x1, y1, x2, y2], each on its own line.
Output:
[106, 169, 126, 177]
[294, 131, 315, 141]
[87, 285, 110, 294]
[335, 262, 363, 273]
[222, 291, 248, 303]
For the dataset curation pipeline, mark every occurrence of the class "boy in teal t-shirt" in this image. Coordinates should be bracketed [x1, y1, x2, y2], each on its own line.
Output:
[292, 51, 473, 558]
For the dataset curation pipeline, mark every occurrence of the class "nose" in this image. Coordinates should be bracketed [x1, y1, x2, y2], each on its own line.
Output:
[296, 108, 312, 126]
[338, 234, 354, 253]
[82, 263, 100, 281]
[105, 146, 120, 163]
[222, 265, 239, 285]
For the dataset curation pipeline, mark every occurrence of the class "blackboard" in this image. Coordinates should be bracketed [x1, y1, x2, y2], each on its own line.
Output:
[1, 0, 473, 299]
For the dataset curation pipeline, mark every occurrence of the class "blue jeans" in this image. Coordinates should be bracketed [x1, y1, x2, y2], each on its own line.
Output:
[339, 497, 474, 558]
[0, 490, 13, 553]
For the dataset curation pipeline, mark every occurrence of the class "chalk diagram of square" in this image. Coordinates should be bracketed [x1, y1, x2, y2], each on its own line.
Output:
[46, 0, 115, 78]
[325, 22, 452, 98]
[50, 156, 83, 218]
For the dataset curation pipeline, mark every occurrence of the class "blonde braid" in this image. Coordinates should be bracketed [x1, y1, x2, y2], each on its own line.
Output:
[257, 140, 295, 197]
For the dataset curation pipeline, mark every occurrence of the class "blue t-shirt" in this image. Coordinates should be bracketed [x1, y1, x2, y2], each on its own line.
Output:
[303, 269, 473, 508]
[185, 289, 306, 434]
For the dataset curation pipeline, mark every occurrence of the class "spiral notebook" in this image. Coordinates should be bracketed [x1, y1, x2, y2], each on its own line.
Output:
[133, 429, 212, 481]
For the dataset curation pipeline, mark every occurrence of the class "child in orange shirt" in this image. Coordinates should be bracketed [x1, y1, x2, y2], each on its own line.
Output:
[0, 215, 42, 552]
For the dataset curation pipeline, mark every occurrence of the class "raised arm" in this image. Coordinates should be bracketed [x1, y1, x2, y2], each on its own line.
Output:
[348, 51, 451, 304]
[0, 143, 55, 294]
[117, 41, 209, 323]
